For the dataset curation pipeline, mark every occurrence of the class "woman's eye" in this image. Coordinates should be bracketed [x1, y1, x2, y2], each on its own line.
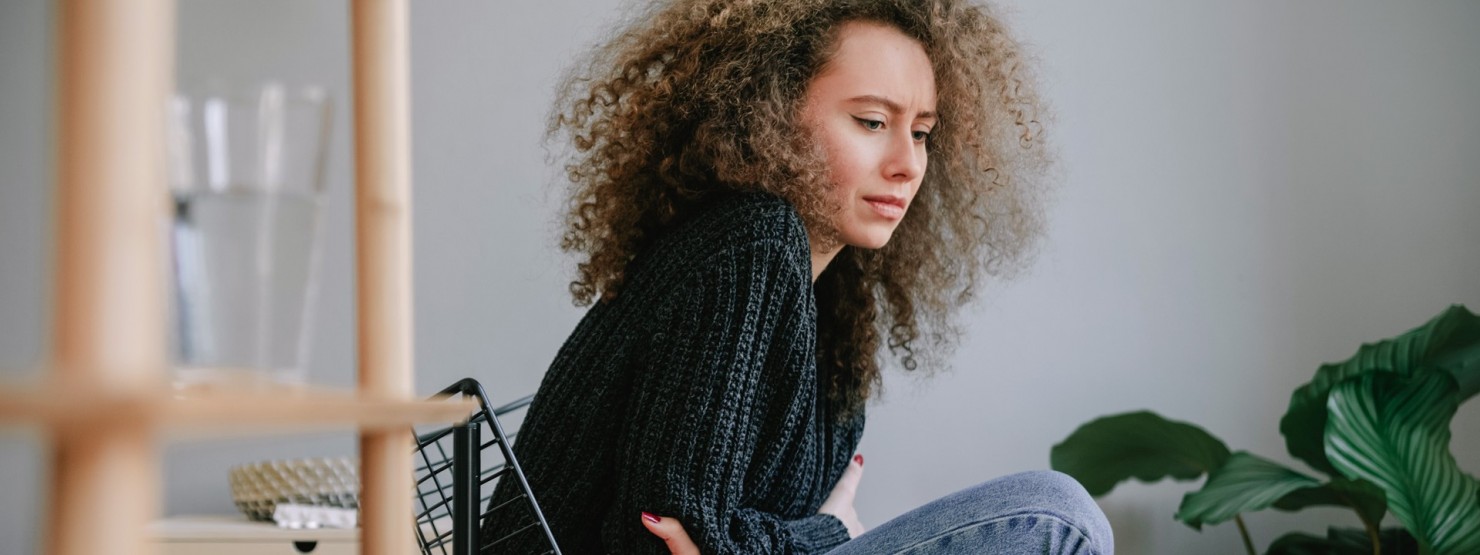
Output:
[855, 118, 884, 131]
[913, 130, 931, 142]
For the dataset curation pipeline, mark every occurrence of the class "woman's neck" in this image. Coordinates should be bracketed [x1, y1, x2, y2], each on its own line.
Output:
[809, 238, 839, 282]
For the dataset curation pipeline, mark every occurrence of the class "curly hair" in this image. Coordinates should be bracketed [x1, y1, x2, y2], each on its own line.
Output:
[550, 0, 1051, 417]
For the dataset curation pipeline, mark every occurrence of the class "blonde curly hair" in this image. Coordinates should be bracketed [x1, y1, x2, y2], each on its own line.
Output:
[550, 0, 1051, 416]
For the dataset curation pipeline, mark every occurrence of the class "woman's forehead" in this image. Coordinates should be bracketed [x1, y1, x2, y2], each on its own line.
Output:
[810, 21, 938, 112]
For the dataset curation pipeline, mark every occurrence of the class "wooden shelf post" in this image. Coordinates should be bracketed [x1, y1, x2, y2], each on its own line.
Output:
[351, 0, 416, 553]
[48, 0, 176, 554]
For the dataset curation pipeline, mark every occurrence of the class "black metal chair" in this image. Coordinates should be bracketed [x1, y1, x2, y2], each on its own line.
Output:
[412, 378, 561, 555]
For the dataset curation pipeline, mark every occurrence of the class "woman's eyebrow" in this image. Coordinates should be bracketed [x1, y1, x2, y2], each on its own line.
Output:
[846, 95, 937, 120]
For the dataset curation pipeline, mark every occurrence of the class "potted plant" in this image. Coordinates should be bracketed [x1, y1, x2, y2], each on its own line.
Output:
[1051, 305, 1480, 555]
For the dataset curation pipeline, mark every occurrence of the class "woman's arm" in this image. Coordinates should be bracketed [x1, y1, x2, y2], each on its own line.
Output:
[599, 238, 852, 555]
[643, 455, 868, 554]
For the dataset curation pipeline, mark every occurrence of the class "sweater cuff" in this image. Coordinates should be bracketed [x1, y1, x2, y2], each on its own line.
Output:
[786, 513, 852, 552]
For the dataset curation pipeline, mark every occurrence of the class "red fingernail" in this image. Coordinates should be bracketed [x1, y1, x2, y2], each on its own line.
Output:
[642, 512, 661, 524]
[854, 454, 864, 466]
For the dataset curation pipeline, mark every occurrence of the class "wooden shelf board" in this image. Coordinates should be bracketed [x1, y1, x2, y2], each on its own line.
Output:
[0, 383, 476, 432]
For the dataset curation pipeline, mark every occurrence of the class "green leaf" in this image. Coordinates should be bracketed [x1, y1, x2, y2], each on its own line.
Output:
[1325, 372, 1480, 555]
[1282, 305, 1480, 476]
[1272, 478, 1388, 529]
[1175, 451, 1322, 530]
[1265, 527, 1419, 555]
[1050, 411, 1230, 497]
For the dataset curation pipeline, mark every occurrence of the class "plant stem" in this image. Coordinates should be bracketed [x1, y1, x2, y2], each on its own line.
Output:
[1342, 493, 1381, 555]
[1234, 515, 1256, 555]
[1357, 511, 1380, 555]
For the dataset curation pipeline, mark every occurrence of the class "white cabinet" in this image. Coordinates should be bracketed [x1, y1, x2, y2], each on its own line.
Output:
[150, 516, 361, 555]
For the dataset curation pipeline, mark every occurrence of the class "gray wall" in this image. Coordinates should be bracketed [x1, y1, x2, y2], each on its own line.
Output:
[2, 1, 1477, 553]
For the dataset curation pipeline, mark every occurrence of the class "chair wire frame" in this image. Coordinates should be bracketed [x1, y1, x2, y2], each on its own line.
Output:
[412, 378, 561, 555]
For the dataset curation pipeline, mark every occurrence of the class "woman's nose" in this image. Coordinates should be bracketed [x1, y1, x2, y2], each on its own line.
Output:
[884, 133, 925, 182]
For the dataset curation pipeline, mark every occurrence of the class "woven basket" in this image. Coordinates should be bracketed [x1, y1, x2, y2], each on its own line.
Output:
[228, 457, 359, 522]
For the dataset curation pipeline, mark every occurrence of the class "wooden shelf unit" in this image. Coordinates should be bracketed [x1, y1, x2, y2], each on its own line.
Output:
[0, 1, 442, 554]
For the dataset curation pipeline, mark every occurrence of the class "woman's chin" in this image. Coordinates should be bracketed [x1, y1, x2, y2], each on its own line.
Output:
[842, 229, 897, 250]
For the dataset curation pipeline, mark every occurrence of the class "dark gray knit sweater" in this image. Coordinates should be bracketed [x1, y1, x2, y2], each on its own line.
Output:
[483, 192, 865, 554]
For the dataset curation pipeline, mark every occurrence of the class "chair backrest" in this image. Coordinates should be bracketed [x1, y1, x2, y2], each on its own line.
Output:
[412, 378, 561, 555]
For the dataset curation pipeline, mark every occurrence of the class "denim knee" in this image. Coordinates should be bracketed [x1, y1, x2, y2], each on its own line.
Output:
[824, 470, 1113, 555]
[985, 470, 1113, 554]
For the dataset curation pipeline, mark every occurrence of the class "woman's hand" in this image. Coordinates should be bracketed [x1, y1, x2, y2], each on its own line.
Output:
[819, 454, 866, 538]
[641, 512, 699, 555]
[640, 453, 866, 553]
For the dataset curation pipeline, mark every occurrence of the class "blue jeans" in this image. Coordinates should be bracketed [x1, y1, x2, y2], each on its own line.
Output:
[826, 471, 1113, 555]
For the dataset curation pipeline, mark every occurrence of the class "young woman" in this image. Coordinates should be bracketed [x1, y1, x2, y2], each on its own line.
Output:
[483, 1, 1113, 553]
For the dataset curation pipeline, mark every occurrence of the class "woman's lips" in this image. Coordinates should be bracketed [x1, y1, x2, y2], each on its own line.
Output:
[863, 196, 906, 220]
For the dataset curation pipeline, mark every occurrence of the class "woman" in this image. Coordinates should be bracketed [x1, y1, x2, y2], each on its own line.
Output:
[483, 0, 1113, 553]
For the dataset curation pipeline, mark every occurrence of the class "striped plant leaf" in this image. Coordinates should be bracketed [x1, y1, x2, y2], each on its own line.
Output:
[1175, 451, 1321, 529]
[1050, 411, 1230, 497]
[1325, 372, 1480, 554]
[1282, 305, 1480, 476]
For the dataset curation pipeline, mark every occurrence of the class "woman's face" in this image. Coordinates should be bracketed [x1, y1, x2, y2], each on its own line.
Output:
[802, 21, 937, 250]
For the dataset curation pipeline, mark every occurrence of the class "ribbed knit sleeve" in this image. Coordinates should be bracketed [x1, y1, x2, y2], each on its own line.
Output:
[597, 236, 852, 554]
